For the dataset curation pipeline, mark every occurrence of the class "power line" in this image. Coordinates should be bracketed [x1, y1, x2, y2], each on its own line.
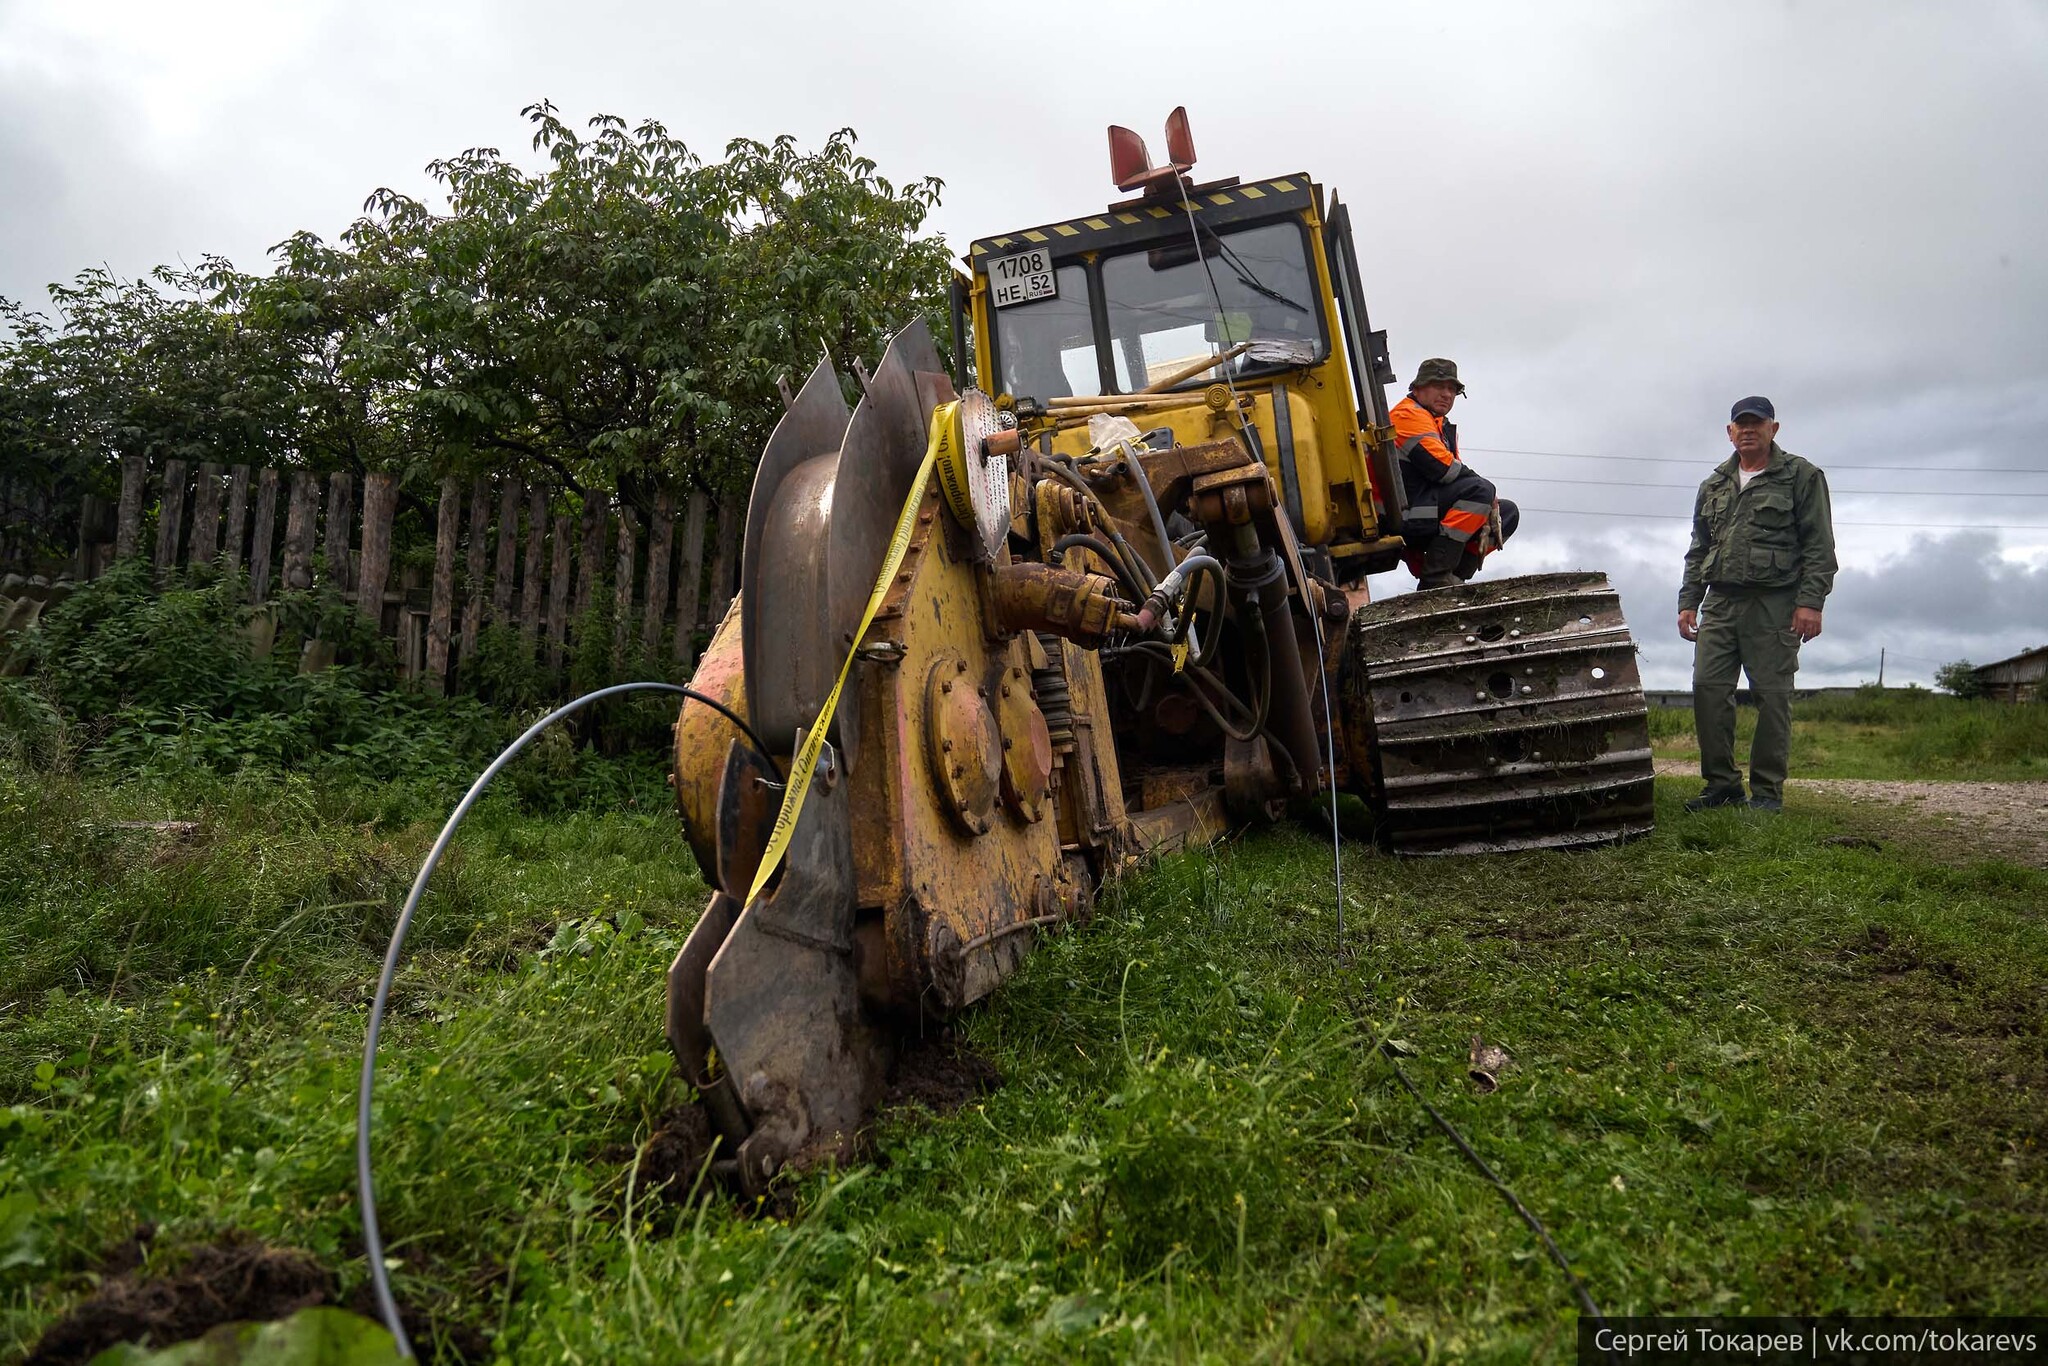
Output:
[1497, 473, 2048, 499]
[1515, 505, 2048, 531]
[1466, 445, 2048, 476]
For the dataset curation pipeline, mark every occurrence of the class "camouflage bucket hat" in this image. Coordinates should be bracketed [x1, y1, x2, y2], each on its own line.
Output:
[1412, 357, 1466, 394]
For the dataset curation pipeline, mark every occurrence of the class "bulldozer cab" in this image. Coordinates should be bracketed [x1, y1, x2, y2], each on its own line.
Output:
[952, 127, 1408, 580]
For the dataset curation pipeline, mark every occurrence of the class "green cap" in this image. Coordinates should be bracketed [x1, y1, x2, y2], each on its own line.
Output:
[1411, 358, 1466, 394]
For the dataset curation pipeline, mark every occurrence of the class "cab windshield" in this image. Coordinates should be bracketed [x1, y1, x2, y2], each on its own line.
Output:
[1100, 219, 1324, 391]
[987, 218, 1326, 401]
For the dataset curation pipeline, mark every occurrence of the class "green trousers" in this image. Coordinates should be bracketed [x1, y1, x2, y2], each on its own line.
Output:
[1692, 585, 1801, 801]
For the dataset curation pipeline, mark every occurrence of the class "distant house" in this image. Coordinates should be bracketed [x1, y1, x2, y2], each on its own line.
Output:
[1974, 646, 2048, 703]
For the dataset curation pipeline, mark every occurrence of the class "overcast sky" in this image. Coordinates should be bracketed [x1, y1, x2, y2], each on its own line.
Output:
[3, 0, 2044, 687]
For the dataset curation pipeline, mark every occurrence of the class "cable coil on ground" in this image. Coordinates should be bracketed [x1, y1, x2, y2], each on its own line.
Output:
[355, 681, 769, 1358]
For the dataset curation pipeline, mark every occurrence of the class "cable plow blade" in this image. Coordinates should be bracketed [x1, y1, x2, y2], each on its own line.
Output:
[667, 324, 952, 1192]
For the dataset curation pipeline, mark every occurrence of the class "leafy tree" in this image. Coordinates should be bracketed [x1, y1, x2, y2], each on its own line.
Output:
[2, 103, 955, 566]
[0, 299, 75, 562]
[2, 263, 294, 560]
[1934, 659, 1985, 698]
[345, 104, 733, 507]
[708, 128, 954, 486]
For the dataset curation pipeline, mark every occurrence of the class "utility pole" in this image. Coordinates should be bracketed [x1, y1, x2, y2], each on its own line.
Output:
[1878, 648, 1886, 688]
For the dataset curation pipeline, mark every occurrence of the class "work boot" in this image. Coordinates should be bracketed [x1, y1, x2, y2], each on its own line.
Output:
[1747, 796, 1783, 813]
[1415, 535, 1466, 591]
[1684, 786, 1746, 812]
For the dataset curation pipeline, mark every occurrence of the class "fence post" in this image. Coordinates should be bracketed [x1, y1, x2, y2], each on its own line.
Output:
[281, 471, 320, 592]
[323, 471, 355, 592]
[546, 512, 573, 670]
[224, 466, 251, 571]
[673, 490, 707, 665]
[425, 475, 460, 694]
[249, 469, 280, 603]
[115, 455, 147, 561]
[188, 462, 222, 565]
[613, 504, 639, 664]
[357, 471, 398, 630]
[492, 481, 520, 625]
[708, 496, 740, 625]
[642, 490, 674, 652]
[574, 493, 609, 631]
[154, 459, 189, 575]
[73, 494, 96, 579]
[460, 475, 490, 668]
[521, 489, 547, 644]
[399, 561, 427, 681]
[74, 493, 115, 580]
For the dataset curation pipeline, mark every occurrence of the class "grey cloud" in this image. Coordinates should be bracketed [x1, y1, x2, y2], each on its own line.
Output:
[1462, 522, 2048, 691]
[1824, 533, 2048, 669]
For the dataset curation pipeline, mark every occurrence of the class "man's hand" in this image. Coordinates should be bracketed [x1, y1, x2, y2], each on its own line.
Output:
[1792, 606, 1823, 642]
[1678, 609, 1699, 642]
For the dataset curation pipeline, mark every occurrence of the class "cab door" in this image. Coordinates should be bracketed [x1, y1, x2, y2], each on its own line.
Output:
[1322, 194, 1405, 532]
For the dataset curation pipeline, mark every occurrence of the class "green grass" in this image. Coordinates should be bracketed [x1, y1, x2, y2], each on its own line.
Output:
[1649, 690, 2048, 781]
[4, 765, 2045, 1362]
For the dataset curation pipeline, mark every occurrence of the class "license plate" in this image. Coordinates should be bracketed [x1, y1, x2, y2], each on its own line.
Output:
[986, 247, 1057, 308]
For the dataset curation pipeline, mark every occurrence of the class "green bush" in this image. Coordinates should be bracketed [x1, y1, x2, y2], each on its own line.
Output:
[0, 677, 67, 769]
[1646, 706, 1694, 740]
[4, 562, 671, 816]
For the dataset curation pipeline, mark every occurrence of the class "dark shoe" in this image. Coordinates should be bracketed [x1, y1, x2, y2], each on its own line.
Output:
[1684, 786, 1746, 812]
[1747, 796, 1783, 813]
[1414, 534, 1466, 591]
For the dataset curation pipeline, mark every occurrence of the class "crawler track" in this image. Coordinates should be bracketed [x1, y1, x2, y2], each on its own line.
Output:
[1344, 572, 1656, 855]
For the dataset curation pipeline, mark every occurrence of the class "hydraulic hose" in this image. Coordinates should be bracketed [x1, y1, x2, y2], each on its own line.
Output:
[1182, 663, 1265, 742]
[356, 681, 766, 1358]
[1179, 561, 1227, 670]
[1050, 532, 1150, 604]
[1123, 449, 1178, 585]
[1117, 640, 1266, 743]
[1159, 553, 1224, 648]
[1041, 459, 1158, 592]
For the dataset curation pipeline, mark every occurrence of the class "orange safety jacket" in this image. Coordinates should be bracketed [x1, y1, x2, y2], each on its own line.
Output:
[1390, 395, 1491, 544]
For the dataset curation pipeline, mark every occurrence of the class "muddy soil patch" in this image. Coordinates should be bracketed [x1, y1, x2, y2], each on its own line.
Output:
[884, 1031, 1001, 1115]
[615, 1103, 719, 1206]
[28, 1235, 332, 1366]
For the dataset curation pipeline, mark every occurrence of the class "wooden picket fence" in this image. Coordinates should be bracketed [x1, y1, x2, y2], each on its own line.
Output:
[66, 455, 744, 693]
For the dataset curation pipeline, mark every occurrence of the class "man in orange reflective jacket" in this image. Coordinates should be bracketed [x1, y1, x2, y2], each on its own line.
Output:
[1389, 358, 1518, 589]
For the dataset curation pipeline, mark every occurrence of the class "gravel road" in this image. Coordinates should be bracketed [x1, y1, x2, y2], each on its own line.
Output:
[1655, 759, 2048, 867]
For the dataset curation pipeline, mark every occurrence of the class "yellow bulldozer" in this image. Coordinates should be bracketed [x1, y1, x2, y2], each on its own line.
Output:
[663, 111, 1655, 1192]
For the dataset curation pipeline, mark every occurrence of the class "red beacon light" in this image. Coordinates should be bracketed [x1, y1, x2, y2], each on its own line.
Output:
[1107, 106, 1197, 195]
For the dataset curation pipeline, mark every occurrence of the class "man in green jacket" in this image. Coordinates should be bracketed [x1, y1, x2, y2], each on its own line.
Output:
[1677, 396, 1837, 812]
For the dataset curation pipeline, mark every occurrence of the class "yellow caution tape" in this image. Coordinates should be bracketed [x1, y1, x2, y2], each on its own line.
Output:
[929, 398, 978, 537]
[744, 400, 959, 909]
